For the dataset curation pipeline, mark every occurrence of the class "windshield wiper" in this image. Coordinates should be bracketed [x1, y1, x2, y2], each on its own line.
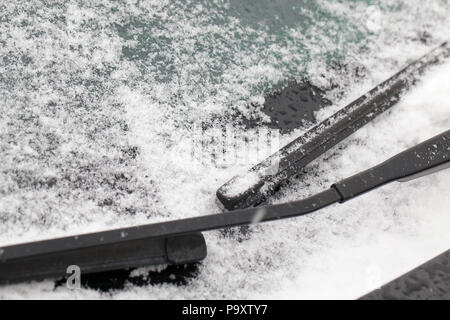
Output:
[217, 41, 450, 210]
[1, 129, 448, 285]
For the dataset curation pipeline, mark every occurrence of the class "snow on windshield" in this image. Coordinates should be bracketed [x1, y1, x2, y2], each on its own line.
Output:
[0, 0, 449, 299]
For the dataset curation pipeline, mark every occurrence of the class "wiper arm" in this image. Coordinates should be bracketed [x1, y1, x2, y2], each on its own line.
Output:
[1, 129, 448, 285]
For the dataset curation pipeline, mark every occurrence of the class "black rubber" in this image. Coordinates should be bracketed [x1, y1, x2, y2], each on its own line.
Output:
[217, 42, 450, 210]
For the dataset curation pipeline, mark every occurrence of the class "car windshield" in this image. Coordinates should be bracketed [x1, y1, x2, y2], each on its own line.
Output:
[0, 0, 449, 299]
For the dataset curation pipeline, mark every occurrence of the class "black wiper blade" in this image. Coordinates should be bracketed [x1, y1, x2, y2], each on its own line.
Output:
[1, 129, 449, 285]
[217, 41, 450, 210]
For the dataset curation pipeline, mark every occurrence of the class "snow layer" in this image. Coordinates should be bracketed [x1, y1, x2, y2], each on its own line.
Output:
[0, 0, 449, 299]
